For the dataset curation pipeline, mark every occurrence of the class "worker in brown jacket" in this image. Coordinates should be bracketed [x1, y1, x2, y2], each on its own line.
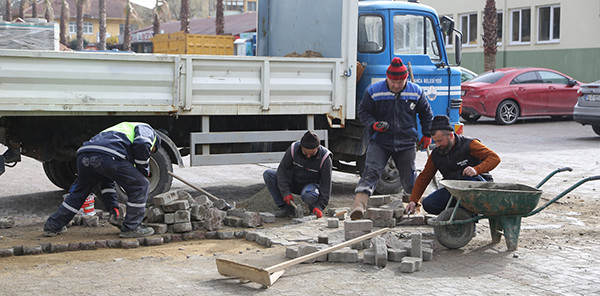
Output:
[405, 115, 501, 215]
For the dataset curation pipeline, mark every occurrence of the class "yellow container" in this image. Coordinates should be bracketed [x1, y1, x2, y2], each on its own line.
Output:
[151, 31, 234, 55]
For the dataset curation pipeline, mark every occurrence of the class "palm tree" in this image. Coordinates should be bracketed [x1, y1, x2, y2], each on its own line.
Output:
[215, 0, 223, 35]
[4, 0, 11, 21]
[59, 0, 68, 46]
[98, 0, 106, 50]
[180, 0, 189, 34]
[31, 0, 37, 18]
[152, 0, 170, 36]
[482, 0, 497, 71]
[43, 0, 53, 23]
[123, 0, 141, 51]
[19, 0, 26, 19]
[76, 0, 88, 50]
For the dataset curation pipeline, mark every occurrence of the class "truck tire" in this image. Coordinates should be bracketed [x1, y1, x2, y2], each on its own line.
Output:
[592, 125, 600, 136]
[43, 160, 77, 190]
[374, 158, 403, 195]
[115, 147, 173, 205]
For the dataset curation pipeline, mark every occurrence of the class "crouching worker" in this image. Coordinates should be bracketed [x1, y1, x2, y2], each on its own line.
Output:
[44, 122, 161, 238]
[263, 131, 332, 218]
[405, 115, 501, 215]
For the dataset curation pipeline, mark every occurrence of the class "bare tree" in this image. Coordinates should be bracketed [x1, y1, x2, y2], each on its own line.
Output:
[5, 0, 11, 21]
[153, 0, 170, 36]
[482, 0, 498, 71]
[59, 0, 68, 46]
[31, 0, 37, 18]
[215, 0, 223, 35]
[180, 0, 189, 34]
[43, 0, 53, 23]
[99, 0, 106, 50]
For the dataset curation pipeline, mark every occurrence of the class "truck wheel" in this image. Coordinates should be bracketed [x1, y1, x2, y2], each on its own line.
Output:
[116, 147, 173, 205]
[374, 157, 403, 195]
[592, 125, 600, 136]
[43, 159, 77, 190]
[434, 207, 475, 249]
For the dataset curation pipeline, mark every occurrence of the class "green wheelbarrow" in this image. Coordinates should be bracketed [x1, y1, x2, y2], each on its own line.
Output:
[428, 168, 600, 251]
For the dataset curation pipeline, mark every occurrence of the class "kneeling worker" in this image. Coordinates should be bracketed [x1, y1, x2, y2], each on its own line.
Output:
[405, 115, 501, 215]
[263, 131, 332, 218]
[44, 122, 161, 238]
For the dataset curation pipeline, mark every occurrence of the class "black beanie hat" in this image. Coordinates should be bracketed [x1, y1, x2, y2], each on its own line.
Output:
[430, 115, 454, 132]
[301, 130, 320, 149]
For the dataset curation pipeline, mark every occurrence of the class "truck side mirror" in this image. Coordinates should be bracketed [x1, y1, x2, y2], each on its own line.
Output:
[454, 34, 462, 66]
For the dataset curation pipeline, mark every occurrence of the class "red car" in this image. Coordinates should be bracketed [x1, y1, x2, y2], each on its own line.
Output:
[460, 67, 580, 124]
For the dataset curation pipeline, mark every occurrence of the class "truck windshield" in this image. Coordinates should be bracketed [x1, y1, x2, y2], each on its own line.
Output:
[358, 15, 384, 53]
[393, 14, 440, 62]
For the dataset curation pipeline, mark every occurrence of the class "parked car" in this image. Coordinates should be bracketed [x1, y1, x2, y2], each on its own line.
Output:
[457, 66, 478, 83]
[460, 67, 580, 124]
[573, 80, 600, 136]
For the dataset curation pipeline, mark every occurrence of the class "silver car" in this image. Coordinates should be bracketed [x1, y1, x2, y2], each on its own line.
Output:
[574, 80, 600, 136]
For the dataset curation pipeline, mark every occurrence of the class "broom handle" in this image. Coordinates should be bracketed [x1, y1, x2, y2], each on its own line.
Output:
[168, 171, 220, 202]
[265, 228, 389, 273]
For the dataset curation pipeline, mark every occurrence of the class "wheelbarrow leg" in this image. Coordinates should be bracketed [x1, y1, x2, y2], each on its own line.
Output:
[488, 217, 502, 243]
[500, 216, 522, 251]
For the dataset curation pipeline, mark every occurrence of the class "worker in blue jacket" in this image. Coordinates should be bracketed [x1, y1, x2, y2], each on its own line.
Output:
[44, 122, 161, 238]
[350, 57, 433, 220]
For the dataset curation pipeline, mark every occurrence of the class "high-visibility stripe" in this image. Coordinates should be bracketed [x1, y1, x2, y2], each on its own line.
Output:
[135, 159, 149, 165]
[61, 201, 80, 214]
[78, 145, 126, 159]
[127, 202, 146, 208]
[101, 188, 117, 194]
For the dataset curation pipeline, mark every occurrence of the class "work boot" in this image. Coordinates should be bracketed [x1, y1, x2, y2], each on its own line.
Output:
[273, 205, 295, 218]
[119, 225, 154, 238]
[108, 207, 123, 228]
[350, 192, 369, 220]
[44, 225, 67, 237]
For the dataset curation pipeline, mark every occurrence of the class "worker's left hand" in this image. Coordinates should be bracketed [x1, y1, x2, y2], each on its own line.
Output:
[462, 166, 477, 177]
[418, 136, 431, 149]
[312, 208, 322, 218]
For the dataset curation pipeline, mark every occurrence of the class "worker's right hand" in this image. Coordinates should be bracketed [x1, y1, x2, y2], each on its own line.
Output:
[405, 201, 417, 215]
[372, 121, 389, 132]
[283, 194, 294, 205]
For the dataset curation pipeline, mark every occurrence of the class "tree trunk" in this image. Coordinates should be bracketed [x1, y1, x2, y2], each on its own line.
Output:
[98, 0, 106, 50]
[60, 0, 68, 46]
[180, 0, 189, 34]
[216, 0, 224, 35]
[153, 12, 160, 36]
[19, 0, 25, 19]
[5, 0, 11, 21]
[124, 1, 131, 51]
[31, 0, 37, 18]
[482, 0, 498, 71]
[43, 0, 53, 23]
[76, 0, 84, 50]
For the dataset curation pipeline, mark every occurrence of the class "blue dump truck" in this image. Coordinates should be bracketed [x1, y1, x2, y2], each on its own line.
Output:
[0, 0, 463, 200]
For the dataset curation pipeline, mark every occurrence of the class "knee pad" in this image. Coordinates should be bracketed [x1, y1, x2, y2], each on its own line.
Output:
[300, 183, 320, 206]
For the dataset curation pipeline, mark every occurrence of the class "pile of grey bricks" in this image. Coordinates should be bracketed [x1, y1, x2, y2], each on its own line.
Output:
[366, 194, 433, 226]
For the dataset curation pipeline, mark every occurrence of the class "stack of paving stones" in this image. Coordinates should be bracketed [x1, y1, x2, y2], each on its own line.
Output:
[365, 195, 435, 226]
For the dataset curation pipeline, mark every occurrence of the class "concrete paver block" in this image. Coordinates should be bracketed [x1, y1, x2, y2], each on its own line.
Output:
[422, 247, 433, 261]
[327, 218, 339, 228]
[216, 231, 234, 239]
[286, 246, 299, 259]
[367, 195, 385, 207]
[400, 257, 422, 273]
[373, 218, 396, 227]
[363, 250, 376, 265]
[226, 208, 246, 218]
[298, 244, 327, 262]
[398, 214, 425, 225]
[344, 220, 373, 232]
[328, 248, 358, 263]
[204, 208, 226, 231]
[242, 212, 262, 228]
[245, 231, 258, 242]
[223, 216, 243, 227]
[372, 236, 388, 267]
[146, 207, 165, 223]
[411, 233, 422, 258]
[121, 240, 140, 249]
[162, 200, 190, 213]
[259, 212, 276, 223]
[365, 208, 394, 220]
[144, 223, 168, 234]
[194, 195, 213, 207]
[174, 210, 191, 223]
[255, 235, 272, 247]
[173, 222, 193, 233]
[388, 248, 408, 262]
[345, 230, 370, 241]
[83, 215, 99, 227]
[153, 191, 179, 206]
[0, 248, 14, 257]
[146, 237, 164, 246]
[190, 204, 209, 221]
[318, 234, 329, 244]
[164, 213, 175, 224]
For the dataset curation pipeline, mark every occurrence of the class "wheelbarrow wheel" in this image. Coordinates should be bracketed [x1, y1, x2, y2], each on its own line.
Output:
[434, 207, 475, 249]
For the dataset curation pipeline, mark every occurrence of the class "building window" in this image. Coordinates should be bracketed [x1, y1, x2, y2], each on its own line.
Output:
[247, 1, 257, 11]
[459, 13, 477, 46]
[496, 11, 503, 45]
[441, 15, 453, 48]
[119, 24, 139, 35]
[225, 0, 243, 12]
[69, 22, 76, 34]
[510, 8, 530, 44]
[83, 22, 93, 34]
[538, 5, 560, 43]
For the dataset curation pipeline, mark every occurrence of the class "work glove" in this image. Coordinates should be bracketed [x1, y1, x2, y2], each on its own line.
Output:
[372, 121, 389, 132]
[283, 194, 294, 205]
[312, 208, 323, 218]
[418, 136, 431, 149]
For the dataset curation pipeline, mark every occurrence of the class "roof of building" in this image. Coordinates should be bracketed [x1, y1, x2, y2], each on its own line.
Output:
[133, 12, 257, 36]
[26, 0, 149, 20]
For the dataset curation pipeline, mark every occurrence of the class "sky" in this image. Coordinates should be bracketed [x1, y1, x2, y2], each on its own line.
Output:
[130, 0, 155, 9]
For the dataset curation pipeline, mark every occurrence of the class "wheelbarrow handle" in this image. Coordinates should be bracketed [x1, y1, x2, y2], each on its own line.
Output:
[526, 175, 600, 217]
[535, 167, 573, 188]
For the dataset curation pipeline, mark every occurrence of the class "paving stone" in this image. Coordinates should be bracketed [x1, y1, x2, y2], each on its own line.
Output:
[298, 244, 327, 263]
[83, 215, 99, 227]
[205, 231, 217, 239]
[328, 248, 358, 263]
[191, 221, 204, 231]
[217, 231, 235, 239]
[173, 210, 191, 223]
[49, 243, 68, 253]
[363, 250, 376, 265]
[12, 246, 24, 256]
[145, 237, 164, 246]
[223, 216, 243, 227]
[171, 234, 183, 242]
[388, 248, 408, 262]
[182, 232, 195, 240]
[367, 195, 385, 207]
[345, 230, 371, 241]
[68, 242, 81, 251]
[327, 218, 339, 228]
[107, 240, 122, 248]
[400, 257, 422, 272]
[166, 224, 174, 233]
[372, 236, 388, 267]
[193, 231, 206, 240]
[163, 200, 190, 213]
[0, 248, 14, 257]
[121, 240, 140, 249]
[422, 247, 433, 261]
[23, 245, 43, 255]
[145, 223, 168, 234]
[79, 242, 96, 250]
[234, 231, 245, 238]
[177, 190, 193, 201]
[242, 212, 262, 228]
[173, 222, 192, 233]
[365, 208, 394, 221]
[344, 220, 373, 232]
[292, 216, 316, 223]
[72, 215, 82, 226]
[94, 240, 108, 248]
[245, 231, 258, 242]
[259, 212, 276, 223]
[411, 233, 422, 258]
[146, 207, 165, 223]
[398, 214, 425, 225]
[204, 208, 226, 231]
[373, 218, 396, 227]
[286, 246, 299, 259]
[153, 191, 179, 206]
[164, 213, 175, 224]
[190, 204, 209, 221]
[212, 199, 229, 211]
[350, 240, 371, 250]
[40, 243, 52, 253]
[161, 235, 172, 244]
[194, 195, 213, 207]
[318, 234, 329, 244]
[255, 235, 272, 247]
[226, 208, 246, 218]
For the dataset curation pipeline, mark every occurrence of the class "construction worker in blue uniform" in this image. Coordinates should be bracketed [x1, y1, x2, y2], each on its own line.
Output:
[44, 122, 161, 238]
[350, 57, 433, 220]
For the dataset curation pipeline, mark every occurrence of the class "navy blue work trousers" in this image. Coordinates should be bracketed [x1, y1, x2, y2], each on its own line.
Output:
[263, 169, 319, 210]
[45, 152, 149, 232]
[355, 142, 416, 196]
